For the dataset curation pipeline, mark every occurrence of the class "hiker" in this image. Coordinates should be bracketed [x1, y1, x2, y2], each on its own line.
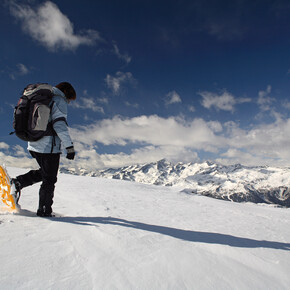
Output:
[11, 82, 76, 217]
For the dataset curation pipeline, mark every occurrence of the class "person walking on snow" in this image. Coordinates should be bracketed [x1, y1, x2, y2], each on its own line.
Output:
[11, 82, 76, 217]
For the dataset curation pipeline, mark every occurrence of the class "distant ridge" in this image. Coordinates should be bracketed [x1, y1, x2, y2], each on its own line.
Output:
[60, 159, 290, 207]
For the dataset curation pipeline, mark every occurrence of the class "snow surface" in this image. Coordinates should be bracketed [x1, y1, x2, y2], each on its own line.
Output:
[1, 167, 290, 290]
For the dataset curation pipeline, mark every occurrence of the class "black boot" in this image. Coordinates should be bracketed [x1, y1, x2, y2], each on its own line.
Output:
[11, 178, 22, 204]
[37, 207, 54, 217]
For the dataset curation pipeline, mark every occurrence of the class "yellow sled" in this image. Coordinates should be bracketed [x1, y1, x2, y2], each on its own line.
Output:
[0, 165, 17, 212]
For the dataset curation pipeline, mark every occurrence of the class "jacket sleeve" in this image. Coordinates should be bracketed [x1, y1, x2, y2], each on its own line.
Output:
[51, 97, 73, 149]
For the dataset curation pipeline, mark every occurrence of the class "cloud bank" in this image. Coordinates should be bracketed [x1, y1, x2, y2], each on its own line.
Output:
[3, 113, 290, 170]
[61, 114, 290, 170]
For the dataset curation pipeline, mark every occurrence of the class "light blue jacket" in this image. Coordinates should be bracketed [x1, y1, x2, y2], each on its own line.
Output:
[27, 87, 73, 154]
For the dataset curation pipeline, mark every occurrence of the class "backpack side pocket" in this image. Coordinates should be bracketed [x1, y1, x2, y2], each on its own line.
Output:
[31, 104, 50, 131]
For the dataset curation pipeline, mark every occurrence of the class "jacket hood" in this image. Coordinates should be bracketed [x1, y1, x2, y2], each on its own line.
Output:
[52, 87, 68, 102]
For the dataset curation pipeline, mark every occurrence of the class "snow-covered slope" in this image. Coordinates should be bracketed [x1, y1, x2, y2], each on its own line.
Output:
[60, 160, 290, 207]
[1, 167, 290, 289]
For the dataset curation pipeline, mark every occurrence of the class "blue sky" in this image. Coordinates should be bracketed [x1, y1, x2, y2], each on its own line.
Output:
[1, 0, 290, 170]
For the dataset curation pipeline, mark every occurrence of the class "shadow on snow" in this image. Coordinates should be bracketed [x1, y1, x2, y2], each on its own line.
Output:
[54, 216, 290, 251]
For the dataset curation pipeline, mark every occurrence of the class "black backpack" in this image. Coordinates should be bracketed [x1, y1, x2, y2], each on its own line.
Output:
[11, 83, 55, 142]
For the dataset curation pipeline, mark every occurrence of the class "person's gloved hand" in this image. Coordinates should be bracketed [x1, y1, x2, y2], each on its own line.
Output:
[66, 146, 75, 160]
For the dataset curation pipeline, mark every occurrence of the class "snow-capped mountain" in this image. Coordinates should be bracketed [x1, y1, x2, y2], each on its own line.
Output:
[60, 159, 290, 207]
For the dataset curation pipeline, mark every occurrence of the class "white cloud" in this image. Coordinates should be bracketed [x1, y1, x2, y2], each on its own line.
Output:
[188, 105, 195, 112]
[225, 118, 290, 164]
[199, 90, 251, 112]
[97, 146, 199, 169]
[125, 101, 139, 109]
[282, 100, 290, 110]
[9, 1, 102, 51]
[112, 43, 132, 64]
[72, 97, 104, 114]
[0, 143, 35, 169]
[66, 147, 105, 170]
[105, 71, 136, 95]
[8, 63, 30, 80]
[71, 115, 225, 149]
[200, 90, 236, 111]
[64, 144, 199, 170]
[12, 145, 28, 157]
[216, 149, 266, 166]
[165, 91, 182, 106]
[17, 63, 29, 75]
[0, 142, 10, 150]
[97, 97, 109, 104]
[257, 85, 275, 111]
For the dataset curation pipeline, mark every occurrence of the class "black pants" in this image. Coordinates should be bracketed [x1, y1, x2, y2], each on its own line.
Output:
[17, 151, 60, 214]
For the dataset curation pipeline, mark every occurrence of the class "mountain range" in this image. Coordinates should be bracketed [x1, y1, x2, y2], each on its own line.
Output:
[60, 159, 290, 207]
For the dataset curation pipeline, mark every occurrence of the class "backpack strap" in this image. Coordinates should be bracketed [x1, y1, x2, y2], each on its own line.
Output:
[51, 117, 68, 126]
[48, 117, 69, 153]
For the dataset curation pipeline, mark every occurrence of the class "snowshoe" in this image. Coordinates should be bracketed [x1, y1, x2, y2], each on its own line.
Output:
[0, 165, 18, 211]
